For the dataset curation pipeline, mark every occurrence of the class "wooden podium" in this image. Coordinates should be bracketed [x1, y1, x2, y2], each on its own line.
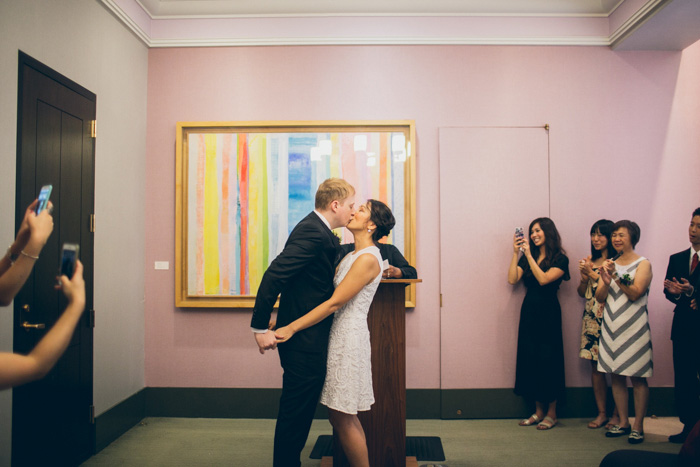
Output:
[323, 279, 421, 467]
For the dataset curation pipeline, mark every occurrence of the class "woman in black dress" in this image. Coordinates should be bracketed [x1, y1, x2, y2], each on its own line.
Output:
[508, 217, 569, 430]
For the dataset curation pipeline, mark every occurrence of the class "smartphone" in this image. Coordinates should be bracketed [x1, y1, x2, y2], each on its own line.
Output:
[515, 227, 524, 251]
[36, 185, 52, 214]
[60, 243, 79, 278]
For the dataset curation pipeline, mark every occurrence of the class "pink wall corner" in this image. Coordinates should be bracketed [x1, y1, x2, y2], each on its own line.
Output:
[145, 42, 700, 391]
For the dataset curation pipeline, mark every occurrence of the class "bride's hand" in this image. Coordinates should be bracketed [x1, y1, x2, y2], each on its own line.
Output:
[275, 325, 295, 343]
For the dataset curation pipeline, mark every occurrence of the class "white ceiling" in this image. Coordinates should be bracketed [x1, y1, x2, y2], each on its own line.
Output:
[137, 0, 624, 17]
[102, 0, 700, 49]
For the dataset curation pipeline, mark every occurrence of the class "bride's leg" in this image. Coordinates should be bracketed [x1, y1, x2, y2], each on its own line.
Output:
[328, 409, 369, 467]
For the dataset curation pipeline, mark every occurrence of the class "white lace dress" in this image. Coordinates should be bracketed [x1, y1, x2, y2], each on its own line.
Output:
[319, 246, 383, 414]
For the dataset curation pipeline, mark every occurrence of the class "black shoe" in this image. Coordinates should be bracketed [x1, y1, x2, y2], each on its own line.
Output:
[669, 430, 689, 444]
[628, 430, 644, 444]
[605, 425, 632, 438]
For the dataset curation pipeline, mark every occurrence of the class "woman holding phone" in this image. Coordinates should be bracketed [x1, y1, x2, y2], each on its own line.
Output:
[0, 196, 87, 390]
[508, 217, 569, 430]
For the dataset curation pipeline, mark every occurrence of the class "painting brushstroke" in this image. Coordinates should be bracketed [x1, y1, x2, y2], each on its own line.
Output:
[203, 134, 221, 294]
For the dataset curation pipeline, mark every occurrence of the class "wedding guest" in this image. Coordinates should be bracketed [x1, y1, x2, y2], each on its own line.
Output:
[578, 219, 619, 429]
[0, 200, 53, 305]
[596, 220, 653, 444]
[340, 242, 416, 279]
[1, 262, 86, 389]
[0, 200, 87, 390]
[663, 208, 700, 443]
[508, 217, 569, 430]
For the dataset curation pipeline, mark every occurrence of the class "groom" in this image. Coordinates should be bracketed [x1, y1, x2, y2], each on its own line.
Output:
[251, 178, 355, 467]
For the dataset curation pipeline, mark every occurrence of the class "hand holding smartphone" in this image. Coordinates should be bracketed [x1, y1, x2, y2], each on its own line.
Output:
[60, 243, 79, 279]
[35, 185, 52, 214]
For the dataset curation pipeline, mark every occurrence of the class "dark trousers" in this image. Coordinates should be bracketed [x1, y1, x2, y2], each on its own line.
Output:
[600, 450, 679, 467]
[673, 337, 700, 429]
[273, 347, 327, 467]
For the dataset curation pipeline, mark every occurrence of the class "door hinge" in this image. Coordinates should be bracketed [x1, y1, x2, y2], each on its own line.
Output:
[440, 293, 443, 307]
[89, 309, 95, 328]
[90, 120, 96, 138]
[90, 214, 95, 233]
[90, 405, 95, 424]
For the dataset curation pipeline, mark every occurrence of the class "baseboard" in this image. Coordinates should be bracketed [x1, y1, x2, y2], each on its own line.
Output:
[94, 386, 677, 453]
[94, 388, 146, 452]
[439, 387, 677, 419]
[141, 386, 676, 419]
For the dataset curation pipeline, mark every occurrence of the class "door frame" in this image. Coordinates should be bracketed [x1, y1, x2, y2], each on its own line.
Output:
[13, 50, 97, 462]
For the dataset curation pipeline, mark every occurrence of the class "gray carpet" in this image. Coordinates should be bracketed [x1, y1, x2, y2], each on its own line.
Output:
[82, 417, 683, 466]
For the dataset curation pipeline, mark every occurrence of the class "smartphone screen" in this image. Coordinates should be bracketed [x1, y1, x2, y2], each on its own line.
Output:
[60, 243, 79, 278]
[36, 185, 52, 214]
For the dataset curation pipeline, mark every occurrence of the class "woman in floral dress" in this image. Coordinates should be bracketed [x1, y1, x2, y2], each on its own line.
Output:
[578, 219, 618, 429]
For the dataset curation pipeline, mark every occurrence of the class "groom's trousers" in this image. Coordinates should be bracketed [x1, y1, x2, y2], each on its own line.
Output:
[274, 347, 327, 467]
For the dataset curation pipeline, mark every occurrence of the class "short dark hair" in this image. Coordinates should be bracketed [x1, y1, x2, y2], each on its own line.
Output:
[368, 199, 395, 243]
[590, 219, 616, 260]
[693, 207, 700, 218]
[612, 220, 641, 247]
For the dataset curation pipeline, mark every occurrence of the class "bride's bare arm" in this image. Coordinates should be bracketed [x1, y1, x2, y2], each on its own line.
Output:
[275, 254, 381, 342]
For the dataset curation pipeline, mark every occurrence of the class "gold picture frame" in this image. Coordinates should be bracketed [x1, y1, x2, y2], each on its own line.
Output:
[175, 120, 417, 308]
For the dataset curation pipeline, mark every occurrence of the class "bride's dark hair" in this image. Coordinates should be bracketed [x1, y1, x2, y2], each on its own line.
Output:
[368, 199, 395, 243]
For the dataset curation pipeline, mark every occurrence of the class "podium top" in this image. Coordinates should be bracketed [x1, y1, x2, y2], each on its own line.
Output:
[379, 279, 422, 284]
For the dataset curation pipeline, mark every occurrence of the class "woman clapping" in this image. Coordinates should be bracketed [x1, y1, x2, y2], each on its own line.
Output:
[596, 220, 653, 445]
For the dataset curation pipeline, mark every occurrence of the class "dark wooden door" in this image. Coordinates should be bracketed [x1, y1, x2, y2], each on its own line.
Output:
[12, 52, 95, 466]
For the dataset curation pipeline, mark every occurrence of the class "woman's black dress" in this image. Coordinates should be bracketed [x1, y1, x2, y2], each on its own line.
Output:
[514, 253, 569, 403]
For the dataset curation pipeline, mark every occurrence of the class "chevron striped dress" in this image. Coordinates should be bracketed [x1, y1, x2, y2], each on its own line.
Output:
[597, 257, 653, 377]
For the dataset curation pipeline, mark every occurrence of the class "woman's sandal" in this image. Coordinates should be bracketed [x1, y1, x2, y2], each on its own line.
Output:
[519, 414, 541, 426]
[628, 430, 644, 444]
[588, 417, 609, 429]
[537, 416, 557, 430]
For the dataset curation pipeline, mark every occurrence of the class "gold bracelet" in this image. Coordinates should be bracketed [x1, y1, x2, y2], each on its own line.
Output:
[20, 250, 39, 260]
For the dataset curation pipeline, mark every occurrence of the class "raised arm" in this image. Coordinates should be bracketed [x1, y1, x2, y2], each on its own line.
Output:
[615, 260, 652, 302]
[663, 257, 693, 305]
[520, 240, 565, 286]
[0, 261, 86, 390]
[0, 203, 54, 306]
[508, 233, 524, 284]
[274, 254, 380, 342]
[595, 259, 614, 303]
[577, 256, 595, 298]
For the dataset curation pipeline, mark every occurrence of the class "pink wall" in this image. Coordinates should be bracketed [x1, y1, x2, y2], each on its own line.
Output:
[145, 42, 700, 389]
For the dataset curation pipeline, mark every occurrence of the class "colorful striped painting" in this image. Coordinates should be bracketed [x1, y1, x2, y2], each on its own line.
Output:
[186, 131, 408, 297]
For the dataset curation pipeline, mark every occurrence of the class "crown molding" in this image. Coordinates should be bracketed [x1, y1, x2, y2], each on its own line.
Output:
[102, 0, 151, 44]
[100, 0, 655, 49]
[609, 0, 670, 48]
[148, 36, 611, 48]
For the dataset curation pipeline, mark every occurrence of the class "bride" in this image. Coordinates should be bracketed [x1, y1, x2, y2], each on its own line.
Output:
[275, 199, 395, 467]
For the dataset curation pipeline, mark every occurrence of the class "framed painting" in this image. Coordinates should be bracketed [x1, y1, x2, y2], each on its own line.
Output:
[175, 120, 417, 307]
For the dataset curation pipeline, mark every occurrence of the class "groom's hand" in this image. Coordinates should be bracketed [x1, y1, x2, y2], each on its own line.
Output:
[254, 330, 278, 354]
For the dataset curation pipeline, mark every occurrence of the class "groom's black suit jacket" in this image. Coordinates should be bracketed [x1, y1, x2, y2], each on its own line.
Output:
[251, 212, 340, 353]
[663, 248, 700, 342]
